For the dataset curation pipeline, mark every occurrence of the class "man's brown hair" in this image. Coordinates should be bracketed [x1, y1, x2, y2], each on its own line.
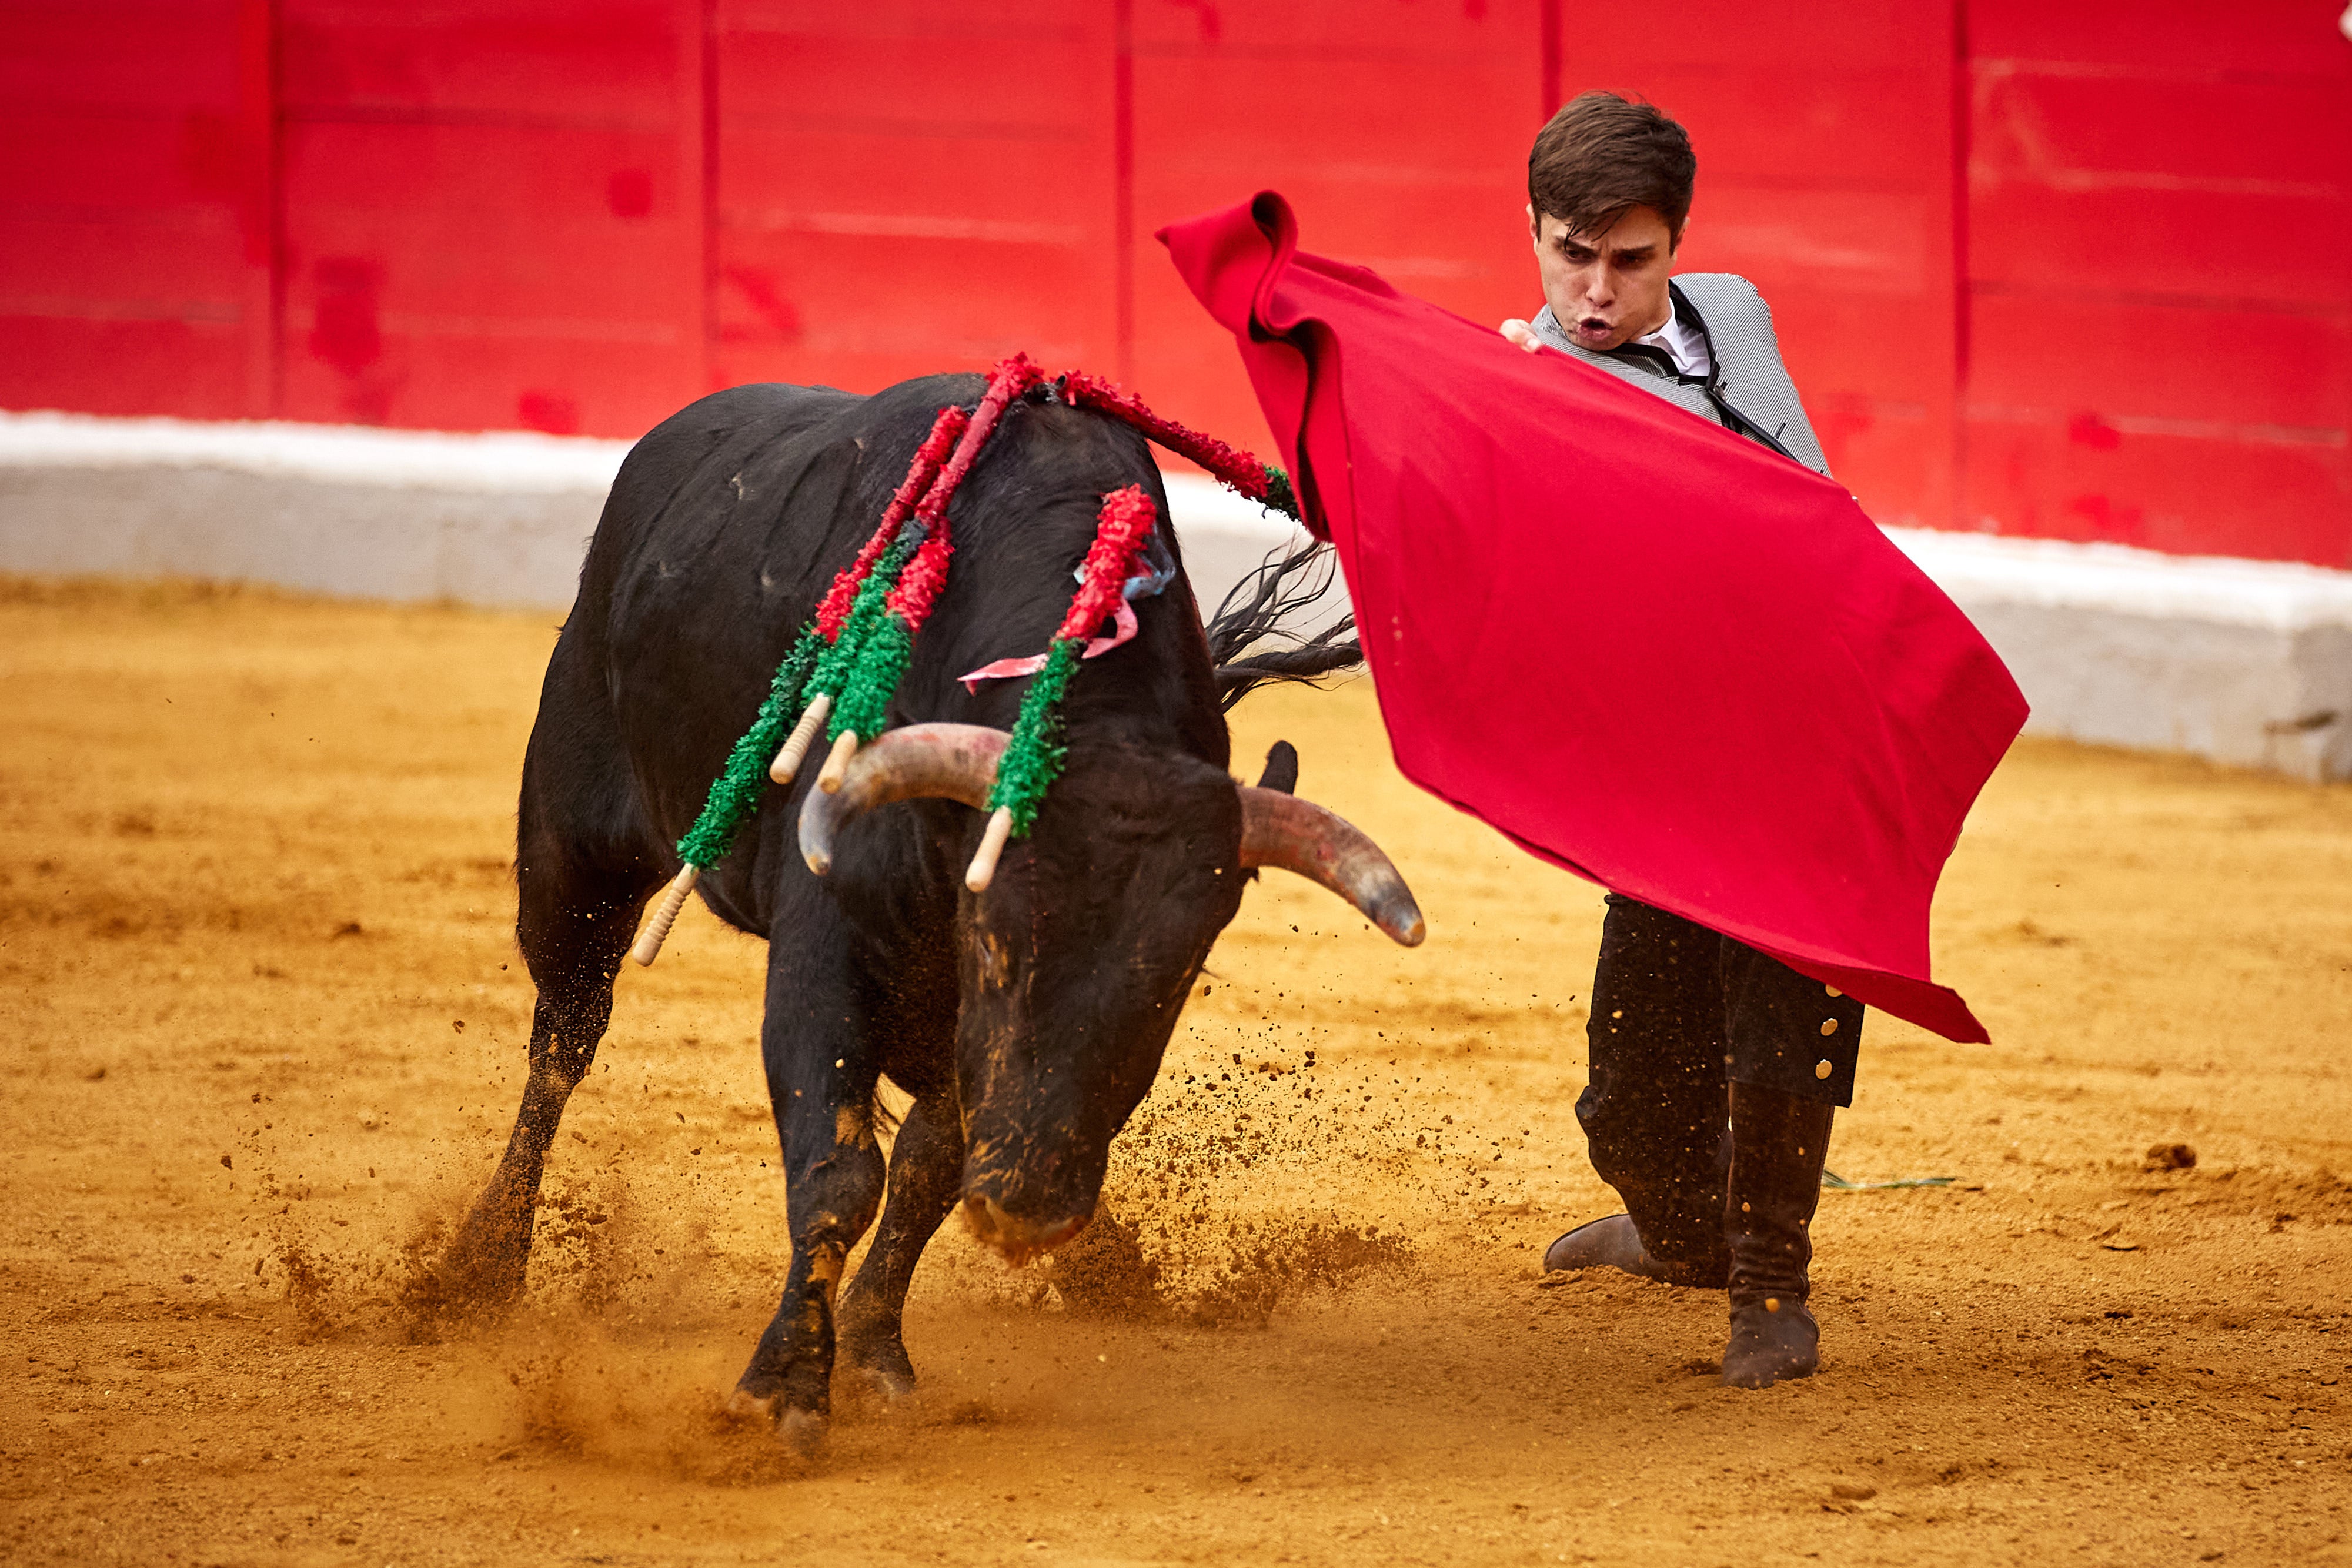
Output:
[1527, 91, 1696, 243]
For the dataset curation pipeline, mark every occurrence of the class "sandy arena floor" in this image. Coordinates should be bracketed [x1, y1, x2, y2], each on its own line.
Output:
[2, 577, 2348, 1566]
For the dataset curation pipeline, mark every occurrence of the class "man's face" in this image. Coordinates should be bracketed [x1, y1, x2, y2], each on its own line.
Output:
[1528, 203, 1678, 353]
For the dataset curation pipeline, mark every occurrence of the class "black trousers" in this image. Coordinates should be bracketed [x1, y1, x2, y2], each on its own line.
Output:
[1576, 894, 1863, 1269]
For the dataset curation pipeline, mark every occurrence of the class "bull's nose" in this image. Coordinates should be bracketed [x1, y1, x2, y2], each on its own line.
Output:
[961, 1195, 1088, 1263]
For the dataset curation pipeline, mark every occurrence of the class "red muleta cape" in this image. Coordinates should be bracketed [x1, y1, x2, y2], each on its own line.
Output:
[1162, 192, 2027, 1044]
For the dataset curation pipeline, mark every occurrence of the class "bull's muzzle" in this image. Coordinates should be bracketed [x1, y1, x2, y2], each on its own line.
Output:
[960, 1193, 1089, 1264]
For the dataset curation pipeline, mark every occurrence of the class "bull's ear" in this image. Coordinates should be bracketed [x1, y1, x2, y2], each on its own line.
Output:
[1255, 740, 1299, 795]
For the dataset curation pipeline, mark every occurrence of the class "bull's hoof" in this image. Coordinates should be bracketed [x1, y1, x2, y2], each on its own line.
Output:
[779, 1406, 829, 1457]
[838, 1320, 920, 1405]
[858, 1362, 919, 1405]
[414, 1183, 539, 1323]
[404, 1226, 530, 1328]
[721, 1388, 830, 1455]
[721, 1388, 778, 1425]
[440, 1242, 529, 1306]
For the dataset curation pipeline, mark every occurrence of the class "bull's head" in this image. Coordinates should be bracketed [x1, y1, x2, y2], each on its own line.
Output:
[797, 723, 1421, 1260]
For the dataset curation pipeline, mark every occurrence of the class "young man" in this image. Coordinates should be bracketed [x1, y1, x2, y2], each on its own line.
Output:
[1500, 92, 1861, 1390]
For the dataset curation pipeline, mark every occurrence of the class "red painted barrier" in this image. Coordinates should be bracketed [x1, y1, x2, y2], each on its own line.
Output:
[1, 0, 273, 419]
[2, 1, 2345, 563]
[1964, 1, 2351, 562]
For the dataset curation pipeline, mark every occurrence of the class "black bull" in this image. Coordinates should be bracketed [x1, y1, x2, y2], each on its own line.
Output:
[436, 373, 1424, 1449]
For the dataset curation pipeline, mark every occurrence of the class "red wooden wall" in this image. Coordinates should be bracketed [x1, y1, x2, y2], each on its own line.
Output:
[3, 1, 2347, 564]
[2, 0, 273, 420]
[275, 0, 707, 435]
[1964, 1, 2351, 561]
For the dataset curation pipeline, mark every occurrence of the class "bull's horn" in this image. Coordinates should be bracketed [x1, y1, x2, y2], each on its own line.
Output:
[1238, 788, 1425, 947]
[798, 723, 1008, 877]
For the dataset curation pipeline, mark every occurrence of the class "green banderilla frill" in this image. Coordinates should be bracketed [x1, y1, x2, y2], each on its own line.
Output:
[673, 627, 821, 869]
[833, 611, 914, 745]
[987, 637, 1081, 837]
[814, 536, 913, 714]
[816, 531, 920, 719]
[670, 530, 921, 872]
[1262, 464, 1298, 520]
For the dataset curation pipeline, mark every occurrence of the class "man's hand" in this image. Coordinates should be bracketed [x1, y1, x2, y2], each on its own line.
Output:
[1499, 318, 1545, 353]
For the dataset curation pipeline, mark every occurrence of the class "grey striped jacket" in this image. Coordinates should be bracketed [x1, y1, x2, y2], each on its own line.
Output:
[1530, 273, 1831, 477]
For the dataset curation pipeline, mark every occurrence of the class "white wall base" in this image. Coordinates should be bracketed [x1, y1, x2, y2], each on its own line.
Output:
[0, 465, 608, 610]
[1882, 529, 2352, 782]
[6, 410, 2350, 781]
[0, 412, 623, 610]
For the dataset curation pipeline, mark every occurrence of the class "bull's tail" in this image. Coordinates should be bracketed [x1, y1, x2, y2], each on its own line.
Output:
[1204, 538, 1361, 711]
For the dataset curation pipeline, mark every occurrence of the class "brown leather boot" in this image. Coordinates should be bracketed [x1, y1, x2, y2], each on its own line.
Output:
[1720, 1082, 1833, 1388]
[1548, 1109, 1733, 1286]
[1544, 1213, 1723, 1286]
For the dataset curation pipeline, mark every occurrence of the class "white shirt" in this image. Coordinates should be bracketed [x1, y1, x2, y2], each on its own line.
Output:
[1633, 297, 1713, 380]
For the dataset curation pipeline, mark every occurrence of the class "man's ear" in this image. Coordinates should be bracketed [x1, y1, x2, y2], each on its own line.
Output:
[1525, 203, 1540, 243]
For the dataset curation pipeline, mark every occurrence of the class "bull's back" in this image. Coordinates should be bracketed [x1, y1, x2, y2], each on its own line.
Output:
[518, 386, 857, 884]
[580, 382, 864, 615]
[530, 371, 1218, 918]
[549, 377, 986, 857]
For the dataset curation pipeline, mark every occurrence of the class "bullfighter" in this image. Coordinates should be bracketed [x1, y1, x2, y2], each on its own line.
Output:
[1500, 92, 1862, 1390]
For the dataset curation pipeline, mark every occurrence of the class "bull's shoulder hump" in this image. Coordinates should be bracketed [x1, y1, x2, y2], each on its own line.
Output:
[625, 383, 863, 469]
[603, 383, 864, 523]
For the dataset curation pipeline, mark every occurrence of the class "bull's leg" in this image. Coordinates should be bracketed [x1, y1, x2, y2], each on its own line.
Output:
[728, 922, 889, 1455]
[432, 700, 658, 1317]
[836, 1089, 965, 1401]
[434, 864, 646, 1312]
